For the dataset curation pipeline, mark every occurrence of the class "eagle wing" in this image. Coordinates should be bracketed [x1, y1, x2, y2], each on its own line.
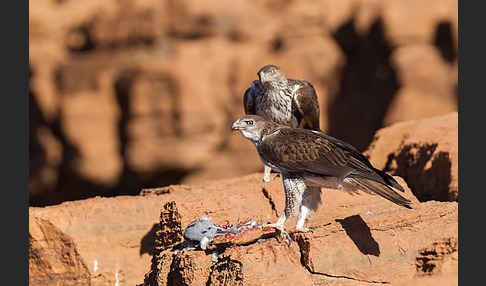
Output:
[243, 80, 260, 115]
[258, 128, 404, 192]
[258, 128, 357, 178]
[288, 79, 320, 130]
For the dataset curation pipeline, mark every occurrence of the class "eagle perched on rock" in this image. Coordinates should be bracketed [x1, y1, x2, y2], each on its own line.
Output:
[232, 115, 412, 235]
[244, 65, 320, 182]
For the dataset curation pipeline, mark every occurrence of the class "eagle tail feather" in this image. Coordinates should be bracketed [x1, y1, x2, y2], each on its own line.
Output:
[349, 177, 413, 209]
[372, 168, 406, 192]
[349, 168, 405, 193]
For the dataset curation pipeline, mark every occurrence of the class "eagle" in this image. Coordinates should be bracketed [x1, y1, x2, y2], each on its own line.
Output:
[231, 115, 412, 236]
[243, 64, 320, 182]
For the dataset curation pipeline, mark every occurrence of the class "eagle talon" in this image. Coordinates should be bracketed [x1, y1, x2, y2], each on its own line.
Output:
[262, 223, 292, 243]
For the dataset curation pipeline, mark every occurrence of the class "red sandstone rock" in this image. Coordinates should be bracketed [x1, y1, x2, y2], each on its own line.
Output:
[392, 45, 453, 94]
[29, 216, 91, 286]
[29, 170, 457, 286]
[384, 88, 457, 127]
[29, 4, 459, 283]
[29, 174, 282, 286]
[365, 112, 458, 202]
[29, 0, 457, 209]
[384, 45, 457, 125]
[140, 175, 457, 285]
[382, 0, 457, 46]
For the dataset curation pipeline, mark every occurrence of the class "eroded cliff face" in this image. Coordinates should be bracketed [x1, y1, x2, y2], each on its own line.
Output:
[29, 217, 91, 286]
[139, 177, 457, 286]
[29, 112, 458, 286]
[29, 0, 458, 206]
[29, 174, 458, 286]
[365, 112, 458, 202]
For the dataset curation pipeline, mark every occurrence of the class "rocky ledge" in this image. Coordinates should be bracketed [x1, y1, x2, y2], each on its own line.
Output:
[29, 113, 458, 286]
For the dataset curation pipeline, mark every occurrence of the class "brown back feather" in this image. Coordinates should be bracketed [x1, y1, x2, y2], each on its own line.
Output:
[258, 127, 405, 193]
[288, 79, 320, 130]
[243, 80, 259, 115]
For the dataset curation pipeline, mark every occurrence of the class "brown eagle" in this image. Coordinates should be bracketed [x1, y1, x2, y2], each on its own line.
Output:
[244, 64, 320, 182]
[232, 115, 412, 236]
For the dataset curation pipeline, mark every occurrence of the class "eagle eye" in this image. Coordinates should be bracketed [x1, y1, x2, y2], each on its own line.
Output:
[246, 120, 254, 126]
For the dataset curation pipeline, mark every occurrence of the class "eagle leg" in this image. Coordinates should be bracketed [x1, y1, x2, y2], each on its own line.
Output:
[296, 205, 311, 233]
[296, 186, 321, 232]
[263, 165, 280, 182]
[262, 165, 272, 182]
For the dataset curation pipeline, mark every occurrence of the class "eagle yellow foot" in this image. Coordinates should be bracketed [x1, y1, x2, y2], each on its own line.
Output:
[262, 223, 292, 243]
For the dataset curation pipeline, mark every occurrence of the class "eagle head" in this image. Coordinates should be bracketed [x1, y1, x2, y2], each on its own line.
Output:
[258, 65, 287, 87]
[232, 115, 274, 143]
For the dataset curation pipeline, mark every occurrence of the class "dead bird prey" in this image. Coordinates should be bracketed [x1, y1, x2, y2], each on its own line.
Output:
[231, 115, 412, 236]
[244, 64, 320, 182]
[182, 216, 262, 250]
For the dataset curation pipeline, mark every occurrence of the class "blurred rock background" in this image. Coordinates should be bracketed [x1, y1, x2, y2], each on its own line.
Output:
[29, 0, 458, 206]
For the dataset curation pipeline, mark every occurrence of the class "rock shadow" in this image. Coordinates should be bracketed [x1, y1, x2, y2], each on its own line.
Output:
[434, 21, 457, 64]
[385, 144, 453, 202]
[30, 67, 194, 206]
[139, 223, 159, 256]
[335, 215, 380, 256]
[29, 64, 94, 206]
[328, 17, 400, 151]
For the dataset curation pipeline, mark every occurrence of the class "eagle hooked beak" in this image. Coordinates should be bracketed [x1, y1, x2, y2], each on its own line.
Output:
[231, 120, 241, 131]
